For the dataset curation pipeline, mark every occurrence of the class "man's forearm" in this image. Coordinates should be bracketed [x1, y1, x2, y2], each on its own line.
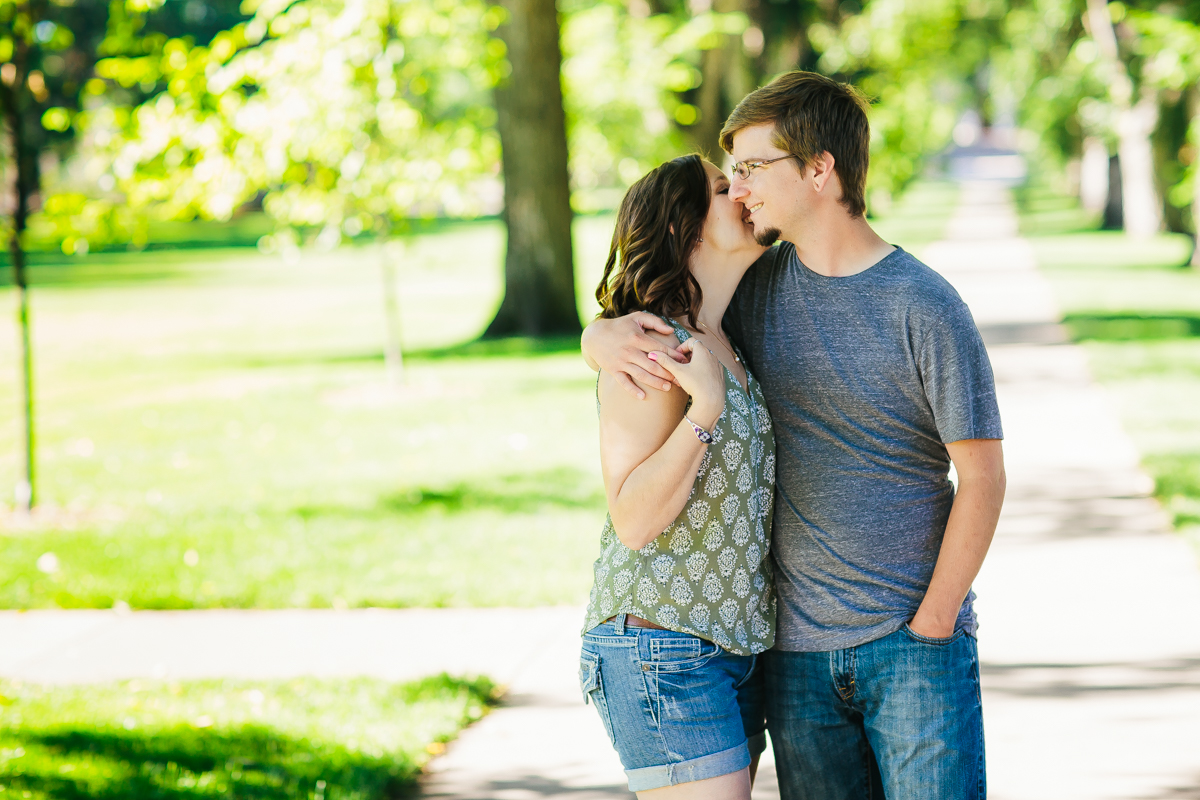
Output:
[911, 474, 1005, 636]
[578, 313, 678, 398]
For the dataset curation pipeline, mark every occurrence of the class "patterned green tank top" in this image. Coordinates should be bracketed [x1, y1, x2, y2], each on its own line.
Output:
[582, 318, 777, 656]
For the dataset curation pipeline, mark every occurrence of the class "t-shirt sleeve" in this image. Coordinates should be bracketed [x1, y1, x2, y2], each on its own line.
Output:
[916, 301, 1004, 444]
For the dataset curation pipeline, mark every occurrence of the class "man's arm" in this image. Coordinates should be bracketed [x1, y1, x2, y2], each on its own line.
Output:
[909, 438, 1006, 638]
[581, 312, 681, 400]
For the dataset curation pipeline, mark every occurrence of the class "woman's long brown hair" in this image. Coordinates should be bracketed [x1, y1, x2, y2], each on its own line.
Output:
[595, 154, 710, 330]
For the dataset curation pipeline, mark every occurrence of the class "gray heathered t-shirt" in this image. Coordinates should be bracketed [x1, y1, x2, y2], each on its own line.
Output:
[724, 242, 1003, 652]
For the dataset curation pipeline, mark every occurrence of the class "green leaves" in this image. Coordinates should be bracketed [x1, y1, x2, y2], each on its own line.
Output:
[89, 0, 501, 245]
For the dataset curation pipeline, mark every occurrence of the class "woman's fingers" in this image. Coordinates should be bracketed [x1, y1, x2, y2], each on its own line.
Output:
[647, 350, 686, 377]
[649, 349, 700, 385]
[677, 337, 712, 363]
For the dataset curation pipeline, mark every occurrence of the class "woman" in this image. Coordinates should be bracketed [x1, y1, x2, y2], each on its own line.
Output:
[580, 154, 777, 799]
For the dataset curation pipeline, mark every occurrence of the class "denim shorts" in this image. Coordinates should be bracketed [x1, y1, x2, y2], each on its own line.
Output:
[579, 615, 766, 792]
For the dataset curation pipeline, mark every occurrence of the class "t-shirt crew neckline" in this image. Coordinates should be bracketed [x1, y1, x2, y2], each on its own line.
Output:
[794, 244, 904, 284]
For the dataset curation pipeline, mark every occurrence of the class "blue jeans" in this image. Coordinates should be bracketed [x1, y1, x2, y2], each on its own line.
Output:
[580, 616, 767, 792]
[765, 624, 985, 800]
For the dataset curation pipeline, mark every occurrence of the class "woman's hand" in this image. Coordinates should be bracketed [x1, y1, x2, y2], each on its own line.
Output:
[648, 337, 725, 429]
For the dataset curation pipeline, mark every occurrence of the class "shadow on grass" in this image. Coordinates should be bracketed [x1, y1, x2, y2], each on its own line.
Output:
[1063, 312, 1200, 342]
[232, 336, 582, 370]
[6, 726, 416, 800]
[407, 335, 581, 360]
[2, 675, 496, 800]
[295, 468, 605, 520]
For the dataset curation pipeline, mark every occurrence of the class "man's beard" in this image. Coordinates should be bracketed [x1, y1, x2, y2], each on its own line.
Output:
[754, 226, 781, 247]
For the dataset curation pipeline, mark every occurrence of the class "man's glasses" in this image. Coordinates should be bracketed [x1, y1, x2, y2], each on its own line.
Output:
[731, 154, 799, 180]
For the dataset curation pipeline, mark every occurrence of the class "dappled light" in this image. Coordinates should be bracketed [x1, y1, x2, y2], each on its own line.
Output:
[3, 0, 1200, 797]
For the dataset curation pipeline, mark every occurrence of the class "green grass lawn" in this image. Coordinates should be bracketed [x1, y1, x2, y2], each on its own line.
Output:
[0, 673, 495, 799]
[1018, 185, 1200, 547]
[0, 186, 952, 610]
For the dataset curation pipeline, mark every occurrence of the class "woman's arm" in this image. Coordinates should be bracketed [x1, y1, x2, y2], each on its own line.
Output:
[599, 338, 726, 550]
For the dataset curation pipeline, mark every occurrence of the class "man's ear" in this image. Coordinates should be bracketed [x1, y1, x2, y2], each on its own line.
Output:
[809, 151, 837, 194]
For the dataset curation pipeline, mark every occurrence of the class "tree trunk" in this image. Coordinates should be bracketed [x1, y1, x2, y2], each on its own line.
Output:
[12, 255, 34, 512]
[380, 240, 403, 384]
[1085, 0, 1161, 237]
[1193, 114, 1200, 268]
[694, 41, 729, 161]
[1, 63, 38, 512]
[1192, 162, 1200, 265]
[1103, 154, 1123, 230]
[1151, 89, 1191, 235]
[1118, 94, 1163, 238]
[1079, 136, 1109, 213]
[692, 0, 752, 162]
[485, 0, 579, 337]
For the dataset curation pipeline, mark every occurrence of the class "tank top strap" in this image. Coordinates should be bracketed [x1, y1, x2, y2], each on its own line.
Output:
[660, 315, 692, 346]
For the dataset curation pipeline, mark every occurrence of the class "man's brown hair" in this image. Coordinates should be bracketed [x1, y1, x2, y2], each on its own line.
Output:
[719, 71, 870, 218]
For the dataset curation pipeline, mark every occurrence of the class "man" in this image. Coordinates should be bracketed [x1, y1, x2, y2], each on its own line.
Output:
[581, 71, 1005, 799]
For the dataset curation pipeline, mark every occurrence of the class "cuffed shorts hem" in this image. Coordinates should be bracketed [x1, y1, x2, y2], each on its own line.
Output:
[625, 742, 751, 792]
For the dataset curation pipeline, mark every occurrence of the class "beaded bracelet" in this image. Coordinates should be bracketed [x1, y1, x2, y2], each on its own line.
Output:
[684, 416, 715, 445]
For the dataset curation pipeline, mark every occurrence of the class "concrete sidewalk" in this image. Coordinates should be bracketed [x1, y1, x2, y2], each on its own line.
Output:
[925, 183, 1200, 799]
[2, 183, 1198, 798]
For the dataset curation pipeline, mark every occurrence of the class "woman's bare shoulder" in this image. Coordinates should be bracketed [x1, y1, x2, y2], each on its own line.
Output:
[597, 367, 687, 417]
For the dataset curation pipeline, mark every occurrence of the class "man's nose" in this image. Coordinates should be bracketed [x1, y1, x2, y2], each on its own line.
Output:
[729, 178, 750, 203]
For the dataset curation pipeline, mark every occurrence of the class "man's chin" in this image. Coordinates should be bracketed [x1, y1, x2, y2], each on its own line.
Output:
[754, 226, 781, 247]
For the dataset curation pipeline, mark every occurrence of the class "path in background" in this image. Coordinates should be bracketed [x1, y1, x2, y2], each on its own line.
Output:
[2, 183, 1198, 798]
[924, 182, 1200, 800]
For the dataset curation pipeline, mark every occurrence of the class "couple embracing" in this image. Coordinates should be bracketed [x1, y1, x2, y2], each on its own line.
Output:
[577, 71, 1006, 800]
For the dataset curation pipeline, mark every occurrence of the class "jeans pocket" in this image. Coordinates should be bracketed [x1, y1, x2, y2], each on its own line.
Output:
[647, 636, 720, 672]
[902, 623, 965, 646]
[579, 649, 617, 743]
[579, 650, 601, 703]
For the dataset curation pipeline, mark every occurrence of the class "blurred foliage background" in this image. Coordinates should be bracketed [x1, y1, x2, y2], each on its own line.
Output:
[2, 0, 1200, 601]
[4, 2, 1200, 792]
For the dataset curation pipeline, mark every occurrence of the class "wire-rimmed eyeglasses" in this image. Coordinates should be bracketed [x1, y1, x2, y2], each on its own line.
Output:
[731, 155, 799, 180]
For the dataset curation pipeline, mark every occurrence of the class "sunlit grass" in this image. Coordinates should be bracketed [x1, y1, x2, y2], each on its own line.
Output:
[0, 186, 953, 609]
[0, 674, 496, 799]
[1014, 182, 1101, 236]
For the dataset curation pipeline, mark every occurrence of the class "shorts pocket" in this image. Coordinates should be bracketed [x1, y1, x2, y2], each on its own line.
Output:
[646, 635, 720, 672]
[579, 649, 616, 742]
[902, 623, 965, 646]
[579, 650, 599, 702]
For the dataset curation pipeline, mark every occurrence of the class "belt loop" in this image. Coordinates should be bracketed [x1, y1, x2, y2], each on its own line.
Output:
[614, 613, 627, 635]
